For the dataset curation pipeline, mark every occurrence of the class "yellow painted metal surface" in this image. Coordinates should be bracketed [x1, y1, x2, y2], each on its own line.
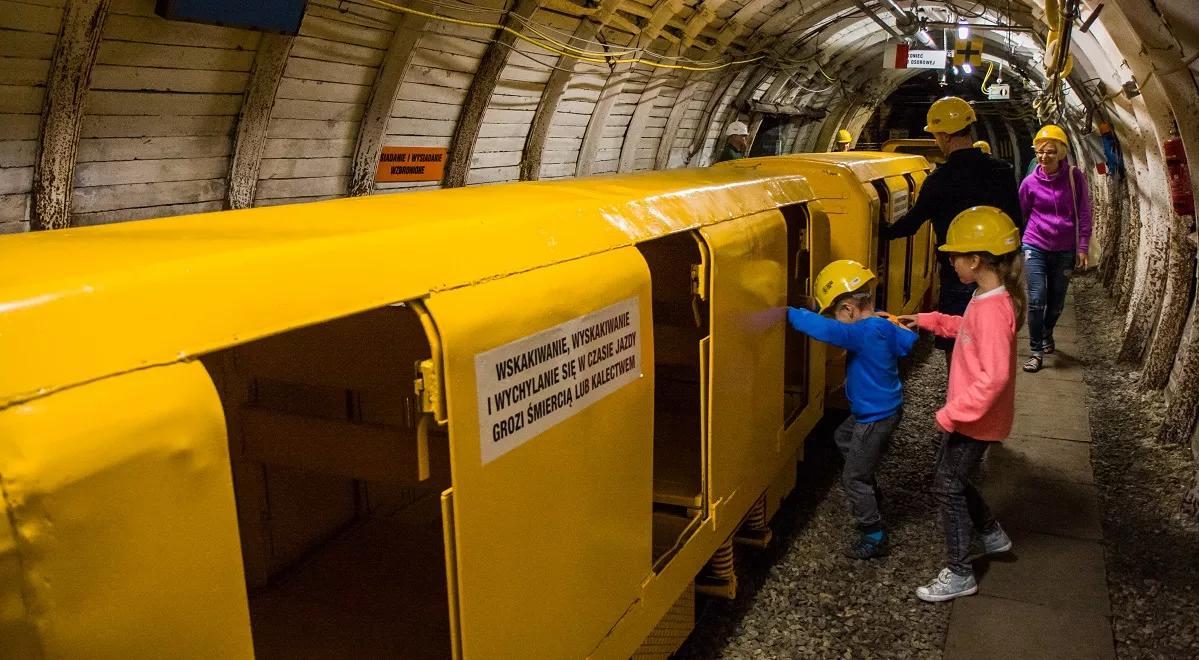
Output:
[0, 362, 253, 659]
[426, 248, 654, 659]
[718, 153, 931, 400]
[0, 162, 833, 658]
[0, 167, 817, 412]
[700, 211, 788, 519]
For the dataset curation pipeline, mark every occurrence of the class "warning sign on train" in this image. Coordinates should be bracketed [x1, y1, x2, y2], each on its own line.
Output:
[375, 146, 447, 182]
[474, 297, 642, 465]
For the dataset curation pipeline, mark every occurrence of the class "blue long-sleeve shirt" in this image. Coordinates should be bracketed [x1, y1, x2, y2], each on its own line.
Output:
[787, 307, 917, 422]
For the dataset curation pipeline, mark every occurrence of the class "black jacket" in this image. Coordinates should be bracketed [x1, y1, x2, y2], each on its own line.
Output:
[882, 148, 1023, 278]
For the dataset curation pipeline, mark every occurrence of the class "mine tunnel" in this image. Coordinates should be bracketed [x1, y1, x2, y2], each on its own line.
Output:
[0, 0, 1197, 658]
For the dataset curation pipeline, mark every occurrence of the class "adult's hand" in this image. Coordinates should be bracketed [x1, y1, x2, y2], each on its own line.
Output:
[1076, 251, 1089, 271]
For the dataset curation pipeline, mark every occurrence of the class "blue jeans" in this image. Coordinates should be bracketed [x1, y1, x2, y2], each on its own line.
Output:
[931, 432, 996, 576]
[1023, 244, 1074, 354]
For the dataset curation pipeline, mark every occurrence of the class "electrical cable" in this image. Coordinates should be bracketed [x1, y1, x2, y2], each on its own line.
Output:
[979, 60, 995, 93]
[363, 0, 789, 71]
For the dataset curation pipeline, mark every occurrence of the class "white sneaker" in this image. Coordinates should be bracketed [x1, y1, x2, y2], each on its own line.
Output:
[968, 522, 1013, 561]
[916, 568, 978, 602]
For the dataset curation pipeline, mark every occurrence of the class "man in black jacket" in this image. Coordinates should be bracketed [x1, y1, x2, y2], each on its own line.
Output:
[882, 96, 1023, 368]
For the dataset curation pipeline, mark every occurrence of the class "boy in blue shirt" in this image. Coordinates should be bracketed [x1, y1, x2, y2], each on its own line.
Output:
[788, 260, 917, 559]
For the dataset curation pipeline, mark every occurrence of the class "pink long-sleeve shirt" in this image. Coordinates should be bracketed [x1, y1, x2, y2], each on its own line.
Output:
[917, 286, 1017, 441]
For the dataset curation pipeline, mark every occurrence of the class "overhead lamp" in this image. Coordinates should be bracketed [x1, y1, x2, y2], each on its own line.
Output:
[962, 62, 973, 74]
[957, 21, 969, 39]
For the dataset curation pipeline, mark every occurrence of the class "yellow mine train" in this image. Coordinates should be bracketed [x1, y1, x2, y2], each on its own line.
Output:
[0, 152, 930, 659]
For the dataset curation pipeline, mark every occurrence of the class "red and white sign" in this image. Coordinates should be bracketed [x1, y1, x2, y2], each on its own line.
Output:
[883, 42, 948, 69]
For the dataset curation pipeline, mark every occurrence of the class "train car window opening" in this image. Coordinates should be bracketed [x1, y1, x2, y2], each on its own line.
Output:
[199, 305, 452, 660]
[635, 232, 710, 570]
[781, 204, 811, 425]
[870, 182, 891, 311]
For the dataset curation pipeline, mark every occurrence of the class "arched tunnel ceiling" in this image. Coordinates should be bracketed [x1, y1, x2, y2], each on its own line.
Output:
[1, 0, 1195, 231]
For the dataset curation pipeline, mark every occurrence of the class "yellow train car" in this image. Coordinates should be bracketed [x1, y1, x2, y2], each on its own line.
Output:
[0, 165, 831, 659]
[716, 153, 934, 399]
[718, 152, 934, 317]
[881, 138, 945, 166]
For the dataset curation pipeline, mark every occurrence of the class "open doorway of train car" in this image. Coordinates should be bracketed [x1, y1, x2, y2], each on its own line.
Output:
[870, 181, 894, 310]
[200, 305, 452, 660]
[869, 177, 913, 312]
[637, 232, 710, 570]
[782, 204, 811, 425]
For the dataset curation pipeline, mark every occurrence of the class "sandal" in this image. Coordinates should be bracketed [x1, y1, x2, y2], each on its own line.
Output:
[1023, 355, 1043, 373]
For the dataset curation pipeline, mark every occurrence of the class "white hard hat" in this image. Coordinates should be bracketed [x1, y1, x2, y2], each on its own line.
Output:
[726, 121, 749, 137]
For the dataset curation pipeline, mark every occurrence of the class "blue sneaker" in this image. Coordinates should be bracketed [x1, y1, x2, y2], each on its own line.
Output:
[844, 533, 888, 559]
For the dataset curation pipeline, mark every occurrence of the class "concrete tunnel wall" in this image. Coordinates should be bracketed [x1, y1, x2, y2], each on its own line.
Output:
[1, 0, 1198, 507]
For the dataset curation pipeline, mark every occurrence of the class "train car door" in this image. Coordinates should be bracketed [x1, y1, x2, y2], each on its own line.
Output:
[424, 248, 655, 659]
[697, 210, 788, 520]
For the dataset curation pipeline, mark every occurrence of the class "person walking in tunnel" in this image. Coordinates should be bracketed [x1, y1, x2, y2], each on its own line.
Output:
[897, 206, 1023, 602]
[834, 129, 854, 152]
[716, 121, 750, 163]
[1019, 124, 1092, 373]
[881, 97, 1022, 371]
[787, 260, 917, 559]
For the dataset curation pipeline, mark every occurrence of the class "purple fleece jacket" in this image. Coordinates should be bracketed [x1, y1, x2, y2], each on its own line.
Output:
[1019, 163, 1093, 253]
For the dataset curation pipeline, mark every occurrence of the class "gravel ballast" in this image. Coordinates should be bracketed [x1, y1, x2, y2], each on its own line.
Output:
[1074, 275, 1199, 659]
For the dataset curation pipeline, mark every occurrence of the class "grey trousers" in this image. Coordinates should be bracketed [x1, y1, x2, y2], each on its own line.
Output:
[834, 411, 902, 532]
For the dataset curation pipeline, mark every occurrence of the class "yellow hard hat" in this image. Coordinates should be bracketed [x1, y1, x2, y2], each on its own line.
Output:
[924, 96, 976, 134]
[814, 260, 876, 313]
[836, 129, 853, 144]
[973, 140, 992, 154]
[939, 206, 1020, 255]
[1033, 124, 1068, 147]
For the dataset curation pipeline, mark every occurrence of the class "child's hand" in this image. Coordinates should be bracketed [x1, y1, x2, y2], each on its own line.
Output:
[895, 314, 919, 329]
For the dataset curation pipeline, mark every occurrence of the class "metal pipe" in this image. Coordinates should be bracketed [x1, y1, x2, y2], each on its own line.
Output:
[924, 21, 1037, 33]
[851, 0, 904, 40]
[877, 0, 913, 27]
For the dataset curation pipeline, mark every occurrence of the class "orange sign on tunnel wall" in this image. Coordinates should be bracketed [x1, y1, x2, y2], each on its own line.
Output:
[375, 146, 448, 182]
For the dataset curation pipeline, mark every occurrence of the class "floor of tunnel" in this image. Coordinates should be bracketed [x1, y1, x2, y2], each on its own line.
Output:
[674, 274, 1199, 660]
[1074, 275, 1199, 659]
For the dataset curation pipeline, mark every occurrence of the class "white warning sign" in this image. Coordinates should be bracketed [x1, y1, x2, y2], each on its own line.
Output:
[891, 189, 909, 218]
[474, 296, 642, 464]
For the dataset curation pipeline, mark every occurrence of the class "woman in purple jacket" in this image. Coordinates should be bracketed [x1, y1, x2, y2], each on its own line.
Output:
[1019, 124, 1092, 373]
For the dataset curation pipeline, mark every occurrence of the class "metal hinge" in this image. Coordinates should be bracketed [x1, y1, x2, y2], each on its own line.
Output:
[414, 358, 440, 415]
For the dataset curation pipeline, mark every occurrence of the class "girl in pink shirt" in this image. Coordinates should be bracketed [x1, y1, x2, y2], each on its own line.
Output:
[898, 206, 1026, 602]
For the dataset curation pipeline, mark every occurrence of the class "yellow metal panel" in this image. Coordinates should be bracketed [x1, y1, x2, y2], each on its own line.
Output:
[425, 247, 654, 659]
[699, 211, 788, 517]
[0, 167, 817, 412]
[0, 362, 253, 659]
